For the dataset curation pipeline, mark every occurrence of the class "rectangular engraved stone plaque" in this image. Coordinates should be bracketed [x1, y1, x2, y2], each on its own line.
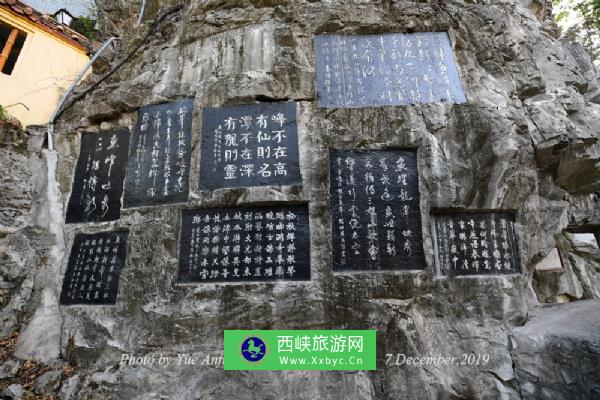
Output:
[178, 204, 310, 283]
[330, 149, 425, 271]
[60, 230, 128, 305]
[315, 32, 467, 108]
[66, 129, 130, 224]
[432, 212, 522, 276]
[123, 99, 194, 208]
[199, 102, 301, 190]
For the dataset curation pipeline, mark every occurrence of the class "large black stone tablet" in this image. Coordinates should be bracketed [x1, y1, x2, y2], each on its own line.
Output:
[199, 102, 301, 190]
[330, 149, 425, 271]
[315, 32, 467, 108]
[123, 99, 194, 208]
[60, 230, 128, 305]
[65, 129, 130, 224]
[178, 204, 310, 283]
[432, 212, 522, 276]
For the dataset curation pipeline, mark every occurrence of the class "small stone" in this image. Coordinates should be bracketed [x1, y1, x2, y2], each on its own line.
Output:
[2, 383, 23, 400]
[0, 359, 20, 379]
[34, 369, 62, 394]
[59, 374, 80, 400]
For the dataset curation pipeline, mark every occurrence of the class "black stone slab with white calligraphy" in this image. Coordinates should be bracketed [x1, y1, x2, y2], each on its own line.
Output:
[178, 204, 310, 283]
[66, 129, 130, 224]
[123, 98, 194, 208]
[60, 230, 128, 305]
[330, 149, 425, 271]
[432, 212, 522, 276]
[315, 32, 467, 108]
[199, 102, 301, 190]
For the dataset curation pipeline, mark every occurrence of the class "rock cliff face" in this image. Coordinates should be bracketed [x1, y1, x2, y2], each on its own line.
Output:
[510, 300, 600, 399]
[2, 0, 600, 399]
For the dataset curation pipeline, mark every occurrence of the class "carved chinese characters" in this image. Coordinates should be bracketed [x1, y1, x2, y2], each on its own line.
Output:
[178, 205, 310, 283]
[60, 230, 128, 305]
[432, 212, 522, 276]
[123, 99, 194, 208]
[315, 32, 467, 108]
[199, 102, 301, 190]
[330, 149, 425, 271]
[66, 130, 130, 224]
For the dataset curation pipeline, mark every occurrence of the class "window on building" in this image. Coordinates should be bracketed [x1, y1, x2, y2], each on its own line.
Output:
[0, 21, 27, 75]
[54, 10, 74, 27]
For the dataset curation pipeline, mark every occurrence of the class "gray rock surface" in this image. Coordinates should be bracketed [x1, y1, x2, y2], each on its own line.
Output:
[34, 369, 63, 394]
[58, 374, 80, 400]
[1, 383, 23, 400]
[1, 0, 600, 399]
[510, 300, 600, 399]
[0, 360, 19, 380]
[13, 288, 61, 363]
[533, 232, 600, 303]
[0, 126, 53, 338]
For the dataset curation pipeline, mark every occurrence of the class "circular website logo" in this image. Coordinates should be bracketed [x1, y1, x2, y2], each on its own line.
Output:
[241, 336, 266, 362]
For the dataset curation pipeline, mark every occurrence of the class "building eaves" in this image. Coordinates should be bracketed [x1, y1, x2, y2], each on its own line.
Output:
[0, 0, 94, 54]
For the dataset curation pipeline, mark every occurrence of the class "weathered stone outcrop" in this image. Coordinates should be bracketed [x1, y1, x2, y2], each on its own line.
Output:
[1, 0, 600, 399]
[534, 232, 600, 303]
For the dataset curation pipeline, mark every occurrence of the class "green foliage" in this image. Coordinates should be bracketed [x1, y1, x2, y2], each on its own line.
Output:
[553, 0, 600, 66]
[70, 16, 97, 41]
[555, 10, 570, 21]
[0, 105, 24, 138]
[0, 105, 8, 122]
[573, 0, 600, 63]
[578, 0, 600, 29]
[0, 105, 21, 125]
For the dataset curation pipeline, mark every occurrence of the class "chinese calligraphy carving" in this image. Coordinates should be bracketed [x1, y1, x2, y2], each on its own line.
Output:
[315, 32, 467, 108]
[123, 99, 194, 208]
[182, 24, 275, 84]
[178, 205, 310, 283]
[432, 212, 522, 276]
[330, 149, 425, 271]
[60, 230, 128, 305]
[199, 102, 301, 190]
[66, 129, 130, 224]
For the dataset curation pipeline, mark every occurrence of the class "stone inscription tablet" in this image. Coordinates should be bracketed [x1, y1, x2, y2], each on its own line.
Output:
[123, 99, 194, 208]
[60, 230, 128, 305]
[199, 102, 301, 190]
[179, 204, 310, 283]
[66, 129, 130, 224]
[330, 149, 425, 271]
[432, 212, 522, 276]
[315, 32, 467, 108]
